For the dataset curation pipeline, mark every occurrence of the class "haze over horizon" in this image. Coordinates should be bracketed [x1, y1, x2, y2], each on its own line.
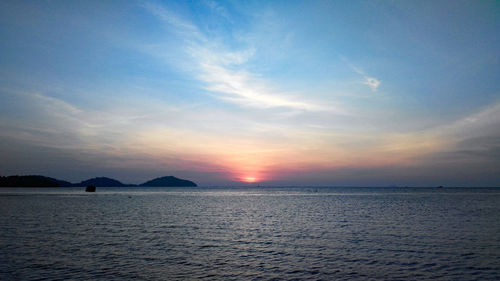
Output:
[1, 1, 499, 186]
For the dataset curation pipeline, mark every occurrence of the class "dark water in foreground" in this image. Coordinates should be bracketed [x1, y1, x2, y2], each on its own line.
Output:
[1, 187, 499, 280]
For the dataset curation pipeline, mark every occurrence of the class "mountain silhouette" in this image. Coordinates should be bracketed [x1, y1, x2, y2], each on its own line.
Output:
[0, 175, 72, 187]
[0, 175, 198, 187]
[140, 176, 197, 187]
[75, 177, 127, 187]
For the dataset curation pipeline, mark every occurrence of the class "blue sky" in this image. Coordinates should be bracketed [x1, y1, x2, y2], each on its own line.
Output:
[0, 0, 499, 186]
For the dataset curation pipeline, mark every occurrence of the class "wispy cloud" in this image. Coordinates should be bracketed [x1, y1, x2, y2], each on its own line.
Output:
[363, 77, 381, 91]
[353, 68, 381, 91]
[341, 56, 381, 91]
[143, 2, 344, 113]
[202, 0, 232, 23]
[434, 102, 500, 139]
[192, 48, 332, 111]
[143, 3, 204, 42]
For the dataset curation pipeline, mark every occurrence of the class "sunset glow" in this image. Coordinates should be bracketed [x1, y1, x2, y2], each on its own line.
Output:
[0, 1, 499, 186]
[242, 177, 258, 183]
[2, 2, 500, 280]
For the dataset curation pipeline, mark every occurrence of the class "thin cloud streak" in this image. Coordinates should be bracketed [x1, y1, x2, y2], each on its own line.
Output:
[341, 56, 381, 91]
[142, 3, 205, 42]
[197, 58, 327, 111]
[363, 77, 381, 91]
[144, 2, 344, 113]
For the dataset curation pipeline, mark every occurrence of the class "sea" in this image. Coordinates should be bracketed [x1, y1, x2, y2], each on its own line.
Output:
[1, 186, 499, 280]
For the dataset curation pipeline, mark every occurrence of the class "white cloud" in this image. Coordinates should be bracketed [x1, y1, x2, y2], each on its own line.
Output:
[436, 101, 500, 139]
[341, 56, 381, 91]
[200, 60, 322, 111]
[142, 2, 205, 42]
[191, 47, 333, 111]
[363, 77, 381, 91]
[202, 0, 232, 22]
[143, 3, 346, 113]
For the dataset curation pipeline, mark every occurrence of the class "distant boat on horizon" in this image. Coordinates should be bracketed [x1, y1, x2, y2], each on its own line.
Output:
[85, 185, 96, 192]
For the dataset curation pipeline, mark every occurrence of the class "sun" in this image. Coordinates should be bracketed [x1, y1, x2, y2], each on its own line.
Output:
[242, 176, 257, 183]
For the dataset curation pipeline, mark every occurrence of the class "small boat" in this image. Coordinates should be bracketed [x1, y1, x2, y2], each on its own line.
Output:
[85, 185, 96, 192]
[437, 185, 444, 189]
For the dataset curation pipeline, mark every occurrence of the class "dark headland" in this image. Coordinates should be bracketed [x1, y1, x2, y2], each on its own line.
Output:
[140, 176, 197, 187]
[75, 177, 129, 187]
[0, 175, 72, 187]
[0, 175, 197, 187]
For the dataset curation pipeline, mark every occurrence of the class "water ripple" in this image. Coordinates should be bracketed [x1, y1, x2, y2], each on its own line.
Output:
[1, 187, 499, 280]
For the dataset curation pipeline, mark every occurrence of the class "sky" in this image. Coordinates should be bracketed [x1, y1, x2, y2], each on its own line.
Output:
[0, 0, 499, 186]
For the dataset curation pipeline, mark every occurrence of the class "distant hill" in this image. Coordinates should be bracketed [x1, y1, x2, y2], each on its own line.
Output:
[140, 176, 197, 187]
[0, 175, 198, 188]
[74, 177, 128, 187]
[0, 175, 72, 187]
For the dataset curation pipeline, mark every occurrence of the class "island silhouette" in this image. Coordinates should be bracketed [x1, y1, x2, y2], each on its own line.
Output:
[0, 175, 197, 187]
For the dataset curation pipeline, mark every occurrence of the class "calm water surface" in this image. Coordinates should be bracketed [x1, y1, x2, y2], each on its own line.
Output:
[1, 187, 499, 280]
